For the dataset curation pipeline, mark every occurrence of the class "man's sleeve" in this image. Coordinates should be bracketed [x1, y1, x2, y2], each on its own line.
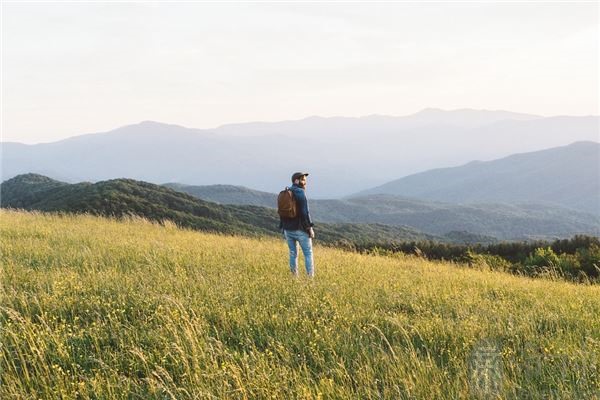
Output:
[296, 190, 314, 229]
[305, 200, 314, 228]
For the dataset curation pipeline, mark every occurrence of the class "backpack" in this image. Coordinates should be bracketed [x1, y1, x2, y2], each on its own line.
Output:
[277, 187, 297, 218]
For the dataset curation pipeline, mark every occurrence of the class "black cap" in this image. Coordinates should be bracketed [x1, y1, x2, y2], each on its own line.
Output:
[291, 172, 309, 182]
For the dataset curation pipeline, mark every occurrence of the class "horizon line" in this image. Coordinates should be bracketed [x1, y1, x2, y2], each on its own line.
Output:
[3, 107, 600, 145]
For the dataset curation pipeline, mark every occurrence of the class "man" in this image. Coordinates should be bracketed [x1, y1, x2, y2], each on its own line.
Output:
[279, 172, 315, 277]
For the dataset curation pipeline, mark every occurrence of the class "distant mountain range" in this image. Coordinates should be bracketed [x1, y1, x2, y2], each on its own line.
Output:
[3, 108, 598, 198]
[162, 142, 600, 240]
[0, 174, 437, 245]
[355, 141, 600, 215]
[165, 183, 600, 241]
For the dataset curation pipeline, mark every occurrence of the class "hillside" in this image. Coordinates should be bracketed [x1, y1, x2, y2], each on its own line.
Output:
[169, 184, 600, 241]
[357, 141, 600, 215]
[0, 174, 435, 245]
[3, 110, 598, 197]
[1, 210, 599, 398]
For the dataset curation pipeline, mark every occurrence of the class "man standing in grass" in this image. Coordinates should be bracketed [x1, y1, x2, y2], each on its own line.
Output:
[279, 172, 315, 277]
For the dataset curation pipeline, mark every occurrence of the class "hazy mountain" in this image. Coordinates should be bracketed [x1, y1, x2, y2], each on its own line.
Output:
[355, 141, 600, 215]
[163, 183, 277, 208]
[213, 108, 542, 137]
[332, 195, 600, 241]
[168, 183, 600, 241]
[1, 174, 436, 245]
[3, 109, 598, 198]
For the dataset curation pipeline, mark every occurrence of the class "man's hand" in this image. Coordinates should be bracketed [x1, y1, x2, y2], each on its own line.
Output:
[308, 227, 315, 239]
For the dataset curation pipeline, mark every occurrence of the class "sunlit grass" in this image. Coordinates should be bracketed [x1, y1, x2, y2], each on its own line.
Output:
[1, 209, 599, 399]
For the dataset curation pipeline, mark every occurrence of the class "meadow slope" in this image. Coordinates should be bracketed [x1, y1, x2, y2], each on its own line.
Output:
[1, 210, 599, 399]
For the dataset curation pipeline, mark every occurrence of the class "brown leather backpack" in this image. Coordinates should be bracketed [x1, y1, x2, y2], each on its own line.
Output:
[277, 187, 297, 218]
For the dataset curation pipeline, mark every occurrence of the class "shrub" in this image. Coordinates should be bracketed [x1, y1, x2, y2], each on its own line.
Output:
[463, 250, 512, 272]
[576, 243, 600, 278]
[525, 247, 560, 269]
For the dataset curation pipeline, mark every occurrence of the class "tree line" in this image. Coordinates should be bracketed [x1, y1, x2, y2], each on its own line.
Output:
[344, 235, 600, 282]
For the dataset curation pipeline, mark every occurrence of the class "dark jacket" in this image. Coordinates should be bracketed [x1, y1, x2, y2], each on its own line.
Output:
[279, 184, 314, 232]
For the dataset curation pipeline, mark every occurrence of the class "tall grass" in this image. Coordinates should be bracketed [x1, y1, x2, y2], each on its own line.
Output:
[1, 209, 599, 399]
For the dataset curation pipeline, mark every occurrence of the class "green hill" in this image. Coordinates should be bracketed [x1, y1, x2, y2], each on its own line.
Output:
[0, 173, 70, 207]
[1, 210, 598, 398]
[1, 174, 435, 245]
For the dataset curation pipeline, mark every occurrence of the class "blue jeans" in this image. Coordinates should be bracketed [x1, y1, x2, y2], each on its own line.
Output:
[284, 229, 314, 277]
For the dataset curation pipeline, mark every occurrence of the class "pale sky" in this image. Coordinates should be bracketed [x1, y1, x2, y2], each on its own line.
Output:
[2, 2, 599, 144]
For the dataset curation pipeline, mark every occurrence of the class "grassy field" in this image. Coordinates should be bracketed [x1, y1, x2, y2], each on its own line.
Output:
[1, 210, 599, 399]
